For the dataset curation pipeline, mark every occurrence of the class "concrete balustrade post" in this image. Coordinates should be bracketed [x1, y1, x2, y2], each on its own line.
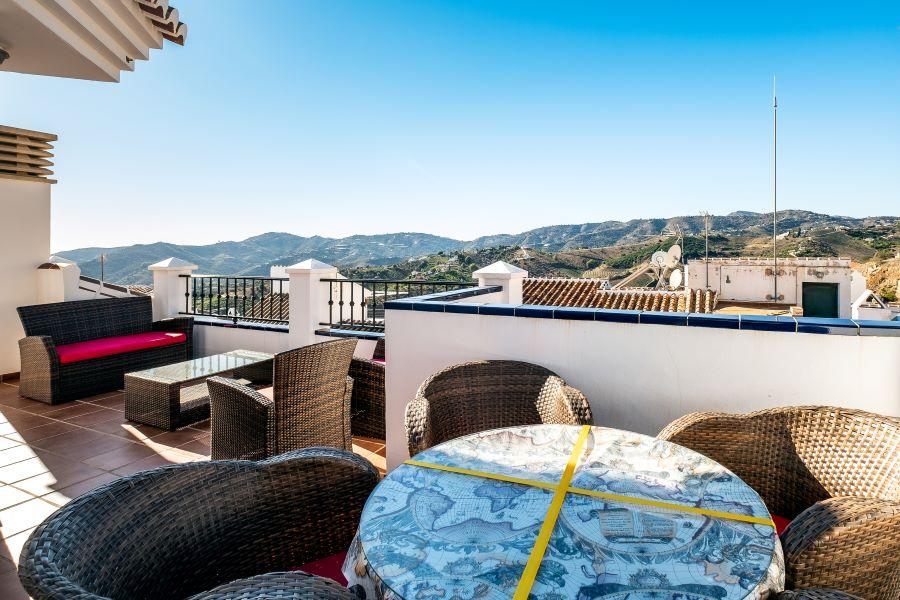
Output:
[286, 259, 339, 348]
[148, 257, 198, 321]
[473, 261, 528, 304]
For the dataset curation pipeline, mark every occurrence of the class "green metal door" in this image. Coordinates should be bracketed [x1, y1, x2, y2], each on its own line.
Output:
[802, 283, 839, 318]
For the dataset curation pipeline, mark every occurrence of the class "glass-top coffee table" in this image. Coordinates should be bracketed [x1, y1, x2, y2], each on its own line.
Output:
[124, 349, 274, 431]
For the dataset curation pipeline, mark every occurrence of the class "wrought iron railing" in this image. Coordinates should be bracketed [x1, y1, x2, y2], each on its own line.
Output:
[179, 275, 289, 324]
[320, 278, 476, 331]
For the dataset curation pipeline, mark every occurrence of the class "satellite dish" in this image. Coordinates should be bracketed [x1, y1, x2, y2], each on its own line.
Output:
[665, 244, 682, 268]
[668, 268, 683, 289]
[651, 251, 668, 269]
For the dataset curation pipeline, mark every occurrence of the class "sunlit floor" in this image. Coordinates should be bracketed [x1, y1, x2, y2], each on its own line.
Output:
[0, 377, 386, 599]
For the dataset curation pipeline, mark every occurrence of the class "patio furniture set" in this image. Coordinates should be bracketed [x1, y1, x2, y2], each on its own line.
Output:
[12, 298, 898, 599]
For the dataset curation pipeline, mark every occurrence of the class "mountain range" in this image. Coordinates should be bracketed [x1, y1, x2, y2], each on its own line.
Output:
[58, 210, 899, 285]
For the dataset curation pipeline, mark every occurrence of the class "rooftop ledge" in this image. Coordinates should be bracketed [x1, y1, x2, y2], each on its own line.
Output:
[384, 286, 900, 337]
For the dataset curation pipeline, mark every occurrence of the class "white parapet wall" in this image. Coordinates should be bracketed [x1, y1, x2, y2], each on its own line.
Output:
[384, 301, 900, 469]
[0, 177, 51, 376]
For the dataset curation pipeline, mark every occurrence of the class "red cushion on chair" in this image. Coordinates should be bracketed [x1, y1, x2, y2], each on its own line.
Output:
[772, 514, 792, 536]
[295, 552, 348, 586]
[56, 332, 187, 364]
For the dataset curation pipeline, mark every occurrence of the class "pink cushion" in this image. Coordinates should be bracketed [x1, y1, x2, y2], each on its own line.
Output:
[372, 359, 385, 365]
[56, 332, 187, 365]
[772, 514, 792, 536]
[295, 552, 348, 586]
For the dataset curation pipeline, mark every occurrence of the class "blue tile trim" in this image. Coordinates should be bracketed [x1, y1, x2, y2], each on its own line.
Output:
[739, 315, 796, 332]
[685, 314, 741, 329]
[384, 300, 414, 311]
[515, 305, 555, 319]
[385, 286, 503, 311]
[640, 311, 688, 326]
[593, 309, 641, 324]
[412, 302, 446, 313]
[479, 304, 518, 316]
[444, 303, 479, 314]
[194, 317, 289, 333]
[553, 307, 596, 321]
[315, 327, 385, 341]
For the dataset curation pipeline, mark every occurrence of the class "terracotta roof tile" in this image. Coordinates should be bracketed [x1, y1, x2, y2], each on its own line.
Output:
[522, 278, 717, 313]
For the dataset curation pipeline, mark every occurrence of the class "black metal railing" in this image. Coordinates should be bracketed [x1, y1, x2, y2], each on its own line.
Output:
[179, 275, 289, 324]
[320, 278, 476, 332]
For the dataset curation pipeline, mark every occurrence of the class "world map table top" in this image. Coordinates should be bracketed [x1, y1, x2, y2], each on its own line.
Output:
[344, 424, 784, 600]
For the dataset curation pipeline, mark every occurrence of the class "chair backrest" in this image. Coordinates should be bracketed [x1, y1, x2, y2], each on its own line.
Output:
[416, 360, 567, 446]
[271, 338, 357, 452]
[659, 406, 900, 517]
[19, 449, 378, 600]
[17, 297, 153, 346]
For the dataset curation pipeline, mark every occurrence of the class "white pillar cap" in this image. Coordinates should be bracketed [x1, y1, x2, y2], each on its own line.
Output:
[285, 258, 337, 274]
[148, 257, 198, 271]
[473, 261, 528, 279]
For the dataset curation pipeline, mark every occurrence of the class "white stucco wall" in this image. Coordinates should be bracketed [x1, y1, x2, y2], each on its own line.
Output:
[384, 308, 900, 469]
[193, 321, 294, 358]
[0, 178, 51, 375]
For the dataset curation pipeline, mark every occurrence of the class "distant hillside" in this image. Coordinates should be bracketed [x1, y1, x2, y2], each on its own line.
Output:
[58, 210, 899, 285]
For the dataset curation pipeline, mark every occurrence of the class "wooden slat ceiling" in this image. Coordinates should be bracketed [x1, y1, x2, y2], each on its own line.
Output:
[0, 125, 57, 184]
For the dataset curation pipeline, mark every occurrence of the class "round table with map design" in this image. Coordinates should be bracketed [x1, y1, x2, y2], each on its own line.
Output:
[343, 424, 784, 600]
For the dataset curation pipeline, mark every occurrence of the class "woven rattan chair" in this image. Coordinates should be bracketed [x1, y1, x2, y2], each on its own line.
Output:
[208, 339, 357, 460]
[349, 356, 385, 440]
[19, 448, 378, 600]
[189, 571, 354, 599]
[774, 591, 862, 600]
[657, 406, 900, 599]
[406, 360, 593, 456]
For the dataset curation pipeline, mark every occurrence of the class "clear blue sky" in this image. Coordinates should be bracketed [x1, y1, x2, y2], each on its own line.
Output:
[2, 1, 898, 251]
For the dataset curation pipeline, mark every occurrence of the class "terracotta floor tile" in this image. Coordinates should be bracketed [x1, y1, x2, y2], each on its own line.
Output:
[11, 421, 81, 444]
[11, 461, 107, 497]
[112, 454, 176, 476]
[56, 435, 137, 463]
[0, 497, 58, 537]
[177, 438, 211, 457]
[63, 407, 124, 427]
[41, 403, 106, 421]
[0, 569, 28, 600]
[144, 428, 206, 447]
[2, 528, 33, 566]
[53, 472, 120, 501]
[0, 486, 33, 511]
[189, 419, 211, 432]
[0, 446, 38, 469]
[27, 429, 109, 453]
[84, 443, 157, 471]
[77, 391, 124, 404]
[81, 394, 125, 411]
[0, 458, 49, 485]
[0, 408, 53, 431]
[87, 420, 166, 442]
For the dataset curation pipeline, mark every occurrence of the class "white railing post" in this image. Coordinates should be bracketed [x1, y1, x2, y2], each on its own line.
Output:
[148, 257, 198, 321]
[473, 261, 527, 304]
[286, 259, 338, 348]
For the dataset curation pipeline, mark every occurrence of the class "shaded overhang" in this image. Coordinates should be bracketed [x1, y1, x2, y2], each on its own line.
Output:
[0, 0, 186, 82]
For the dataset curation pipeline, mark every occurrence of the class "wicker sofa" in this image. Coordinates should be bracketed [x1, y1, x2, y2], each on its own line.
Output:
[19, 448, 378, 599]
[658, 406, 900, 599]
[405, 360, 593, 456]
[16, 297, 192, 404]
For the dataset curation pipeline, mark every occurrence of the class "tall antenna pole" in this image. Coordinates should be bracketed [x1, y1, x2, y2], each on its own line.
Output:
[772, 76, 778, 302]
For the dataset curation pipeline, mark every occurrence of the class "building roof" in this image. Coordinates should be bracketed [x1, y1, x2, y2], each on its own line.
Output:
[0, 0, 187, 82]
[523, 278, 718, 313]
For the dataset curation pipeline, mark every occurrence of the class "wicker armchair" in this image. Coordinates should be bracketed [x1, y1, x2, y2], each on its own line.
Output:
[349, 356, 385, 440]
[19, 448, 378, 600]
[208, 339, 357, 460]
[657, 406, 900, 599]
[406, 360, 593, 456]
[17, 297, 193, 404]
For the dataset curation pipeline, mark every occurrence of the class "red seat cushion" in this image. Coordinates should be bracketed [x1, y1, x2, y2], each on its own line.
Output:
[772, 514, 792, 536]
[56, 332, 187, 365]
[295, 552, 348, 586]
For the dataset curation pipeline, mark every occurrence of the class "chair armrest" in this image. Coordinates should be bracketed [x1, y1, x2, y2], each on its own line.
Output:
[152, 316, 194, 358]
[17, 336, 60, 404]
[207, 376, 274, 461]
[781, 496, 900, 598]
[405, 394, 434, 458]
[559, 384, 593, 425]
[343, 375, 353, 450]
[774, 590, 863, 600]
[348, 358, 385, 439]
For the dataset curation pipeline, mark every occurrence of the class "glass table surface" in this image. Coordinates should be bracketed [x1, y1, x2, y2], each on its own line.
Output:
[128, 349, 273, 383]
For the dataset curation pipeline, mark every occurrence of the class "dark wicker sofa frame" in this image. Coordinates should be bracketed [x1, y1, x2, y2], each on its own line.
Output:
[17, 297, 193, 404]
[658, 406, 900, 600]
[405, 359, 593, 456]
[19, 447, 378, 600]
